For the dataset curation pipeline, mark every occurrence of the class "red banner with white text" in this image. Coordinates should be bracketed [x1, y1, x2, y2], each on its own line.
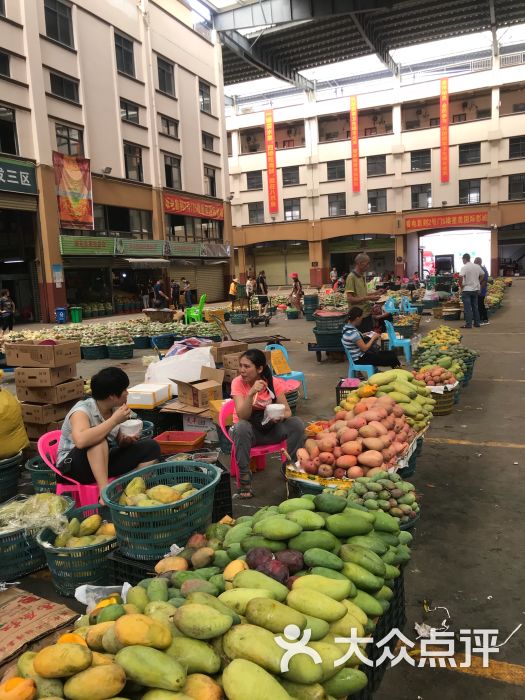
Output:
[350, 96, 360, 192]
[264, 109, 279, 213]
[440, 78, 449, 183]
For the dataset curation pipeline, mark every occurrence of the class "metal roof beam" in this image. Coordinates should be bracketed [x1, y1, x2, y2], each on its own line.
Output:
[219, 29, 315, 91]
[214, 0, 394, 32]
[489, 0, 499, 57]
[349, 12, 399, 75]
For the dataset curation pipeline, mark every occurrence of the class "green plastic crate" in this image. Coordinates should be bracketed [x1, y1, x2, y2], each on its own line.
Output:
[107, 345, 134, 360]
[81, 345, 108, 360]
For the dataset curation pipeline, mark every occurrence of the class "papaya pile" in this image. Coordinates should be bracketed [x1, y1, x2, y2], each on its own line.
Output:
[116, 476, 199, 508]
[412, 365, 458, 387]
[6, 490, 414, 700]
[364, 369, 435, 432]
[53, 515, 116, 549]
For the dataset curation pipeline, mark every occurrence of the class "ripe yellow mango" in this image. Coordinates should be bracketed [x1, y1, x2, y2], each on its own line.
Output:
[63, 664, 126, 700]
[114, 614, 172, 649]
[33, 644, 92, 679]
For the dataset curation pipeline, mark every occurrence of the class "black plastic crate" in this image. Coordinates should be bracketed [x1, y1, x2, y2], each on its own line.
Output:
[313, 329, 343, 349]
[107, 548, 157, 586]
[335, 379, 361, 405]
[212, 466, 233, 521]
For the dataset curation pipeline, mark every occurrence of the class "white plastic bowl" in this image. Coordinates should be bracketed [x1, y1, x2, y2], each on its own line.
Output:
[119, 418, 143, 438]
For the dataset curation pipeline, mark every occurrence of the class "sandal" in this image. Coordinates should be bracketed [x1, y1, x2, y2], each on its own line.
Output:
[234, 485, 254, 499]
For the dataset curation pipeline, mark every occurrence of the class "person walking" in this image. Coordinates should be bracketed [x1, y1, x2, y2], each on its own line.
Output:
[342, 307, 401, 369]
[459, 253, 484, 329]
[0, 289, 15, 332]
[288, 273, 303, 317]
[245, 276, 255, 299]
[140, 283, 150, 310]
[345, 253, 382, 332]
[153, 278, 169, 309]
[228, 277, 239, 311]
[183, 278, 192, 308]
[256, 270, 269, 314]
[474, 256, 490, 325]
[170, 279, 181, 309]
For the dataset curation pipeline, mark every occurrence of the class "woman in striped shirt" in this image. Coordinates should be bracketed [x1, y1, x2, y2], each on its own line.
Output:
[342, 307, 401, 369]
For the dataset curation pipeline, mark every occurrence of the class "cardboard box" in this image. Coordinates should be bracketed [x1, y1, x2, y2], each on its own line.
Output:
[211, 341, 248, 364]
[127, 383, 172, 409]
[161, 399, 209, 416]
[174, 367, 224, 409]
[209, 399, 233, 426]
[21, 401, 76, 424]
[24, 421, 62, 440]
[16, 378, 84, 405]
[222, 350, 270, 370]
[183, 414, 219, 444]
[14, 364, 77, 387]
[223, 368, 239, 383]
[6, 341, 81, 368]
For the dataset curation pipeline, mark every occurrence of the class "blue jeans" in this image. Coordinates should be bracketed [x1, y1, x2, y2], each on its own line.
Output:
[462, 291, 480, 327]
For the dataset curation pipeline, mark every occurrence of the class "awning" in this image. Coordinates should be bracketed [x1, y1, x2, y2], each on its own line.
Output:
[124, 258, 170, 268]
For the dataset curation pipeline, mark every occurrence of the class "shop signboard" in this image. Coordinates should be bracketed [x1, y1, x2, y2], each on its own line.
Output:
[114, 239, 164, 256]
[405, 211, 488, 231]
[59, 235, 115, 256]
[440, 78, 449, 183]
[350, 96, 360, 193]
[264, 109, 279, 213]
[329, 237, 395, 252]
[201, 242, 230, 258]
[165, 241, 202, 258]
[0, 157, 37, 194]
[163, 192, 224, 220]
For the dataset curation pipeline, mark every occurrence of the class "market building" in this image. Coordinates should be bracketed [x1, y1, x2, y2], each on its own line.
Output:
[0, 0, 231, 322]
[225, 48, 525, 284]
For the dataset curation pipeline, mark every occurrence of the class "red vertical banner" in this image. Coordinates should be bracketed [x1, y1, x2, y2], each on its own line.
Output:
[440, 78, 449, 183]
[264, 109, 279, 213]
[350, 96, 360, 193]
[52, 152, 94, 229]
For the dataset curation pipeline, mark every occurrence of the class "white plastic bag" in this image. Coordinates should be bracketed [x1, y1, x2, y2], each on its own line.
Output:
[144, 346, 216, 395]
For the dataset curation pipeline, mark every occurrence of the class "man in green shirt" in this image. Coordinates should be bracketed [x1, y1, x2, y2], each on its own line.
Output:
[345, 253, 382, 332]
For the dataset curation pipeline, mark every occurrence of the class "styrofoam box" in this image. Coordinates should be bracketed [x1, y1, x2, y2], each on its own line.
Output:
[127, 383, 172, 409]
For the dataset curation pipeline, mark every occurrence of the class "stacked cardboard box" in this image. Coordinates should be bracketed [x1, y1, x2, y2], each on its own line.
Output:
[7, 341, 83, 449]
[222, 350, 271, 383]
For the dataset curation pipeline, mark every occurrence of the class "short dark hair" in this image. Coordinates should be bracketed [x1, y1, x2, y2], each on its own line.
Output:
[347, 306, 363, 322]
[1, 289, 8, 296]
[463, 253, 471, 261]
[91, 367, 129, 400]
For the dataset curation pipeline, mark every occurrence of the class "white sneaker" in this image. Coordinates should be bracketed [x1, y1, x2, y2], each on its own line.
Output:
[480, 321, 490, 325]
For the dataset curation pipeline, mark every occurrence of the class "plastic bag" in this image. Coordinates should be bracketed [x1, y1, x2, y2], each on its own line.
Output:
[145, 346, 216, 394]
[0, 389, 28, 458]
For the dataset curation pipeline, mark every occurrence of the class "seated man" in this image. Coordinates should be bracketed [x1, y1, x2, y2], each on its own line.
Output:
[56, 367, 161, 499]
[342, 306, 401, 369]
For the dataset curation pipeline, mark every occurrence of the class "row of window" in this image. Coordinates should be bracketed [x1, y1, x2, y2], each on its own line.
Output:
[243, 140, 525, 191]
[246, 175, 525, 223]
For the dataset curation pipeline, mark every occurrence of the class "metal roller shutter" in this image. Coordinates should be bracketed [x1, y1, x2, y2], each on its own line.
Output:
[0, 193, 38, 211]
[196, 263, 227, 302]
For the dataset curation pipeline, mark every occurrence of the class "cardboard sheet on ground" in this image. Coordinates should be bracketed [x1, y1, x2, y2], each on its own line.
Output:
[144, 346, 215, 394]
[0, 588, 77, 666]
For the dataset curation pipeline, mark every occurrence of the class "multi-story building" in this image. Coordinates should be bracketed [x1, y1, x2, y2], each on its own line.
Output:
[226, 49, 525, 284]
[0, 0, 230, 322]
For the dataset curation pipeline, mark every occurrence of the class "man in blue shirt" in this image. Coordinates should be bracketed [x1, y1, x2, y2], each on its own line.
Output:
[474, 257, 489, 325]
[342, 307, 401, 369]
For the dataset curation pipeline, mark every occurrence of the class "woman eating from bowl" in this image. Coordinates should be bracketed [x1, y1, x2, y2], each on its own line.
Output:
[230, 349, 304, 499]
[56, 367, 161, 501]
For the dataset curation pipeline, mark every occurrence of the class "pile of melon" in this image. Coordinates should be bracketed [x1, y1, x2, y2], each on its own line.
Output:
[296, 395, 417, 479]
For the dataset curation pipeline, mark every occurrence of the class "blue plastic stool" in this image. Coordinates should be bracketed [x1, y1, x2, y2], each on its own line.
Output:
[344, 347, 376, 380]
[383, 298, 400, 315]
[401, 297, 417, 314]
[265, 343, 308, 399]
[55, 307, 67, 324]
[385, 320, 411, 363]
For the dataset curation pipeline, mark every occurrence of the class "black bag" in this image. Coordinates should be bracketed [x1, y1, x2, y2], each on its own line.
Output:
[249, 409, 276, 434]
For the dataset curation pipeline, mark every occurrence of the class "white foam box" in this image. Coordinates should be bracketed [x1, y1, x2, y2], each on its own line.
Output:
[127, 383, 172, 409]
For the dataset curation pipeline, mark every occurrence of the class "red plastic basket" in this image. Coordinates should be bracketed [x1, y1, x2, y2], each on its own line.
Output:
[154, 430, 206, 455]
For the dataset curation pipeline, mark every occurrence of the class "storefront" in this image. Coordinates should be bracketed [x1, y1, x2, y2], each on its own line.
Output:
[0, 157, 39, 322]
[241, 241, 310, 287]
[498, 223, 525, 276]
[328, 235, 395, 278]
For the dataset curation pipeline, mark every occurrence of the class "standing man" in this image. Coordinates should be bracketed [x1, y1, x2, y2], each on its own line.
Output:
[182, 278, 192, 308]
[330, 267, 338, 285]
[256, 270, 269, 314]
[170, 278, 180, 309]
[153, 278, 169, 308]
[0, 289, 15, 332]
[345, 253, 382, 332]
[459, 254, 484, 329]
[474, 256, 489, 325]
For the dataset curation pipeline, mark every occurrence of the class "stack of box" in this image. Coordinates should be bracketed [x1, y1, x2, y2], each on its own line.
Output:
[222, 349, 271, 383]
[6, 341, 83, 449]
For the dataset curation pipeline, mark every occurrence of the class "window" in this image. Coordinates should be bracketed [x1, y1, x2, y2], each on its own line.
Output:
[157, 57, 174, 96]
[328, 193, 346, 217]
[204, 166, 216, 197]
[459, 142, 481, 165]
[202, 132, 214, 151]
[120, 99, 139, 124]
[0, 106, 18, 155]
[115, 33, 134, 77]
[50, 72, 79, 102]
[327, 160, 345, 180]
[459, 179, 481, 205]
[367, 155, 386, 177]
[123, 143, 142, 181]
[0, 0, 4, 16]
[94, 205, 152, 239]
[248, 202, 264, 224]
[405, 120, 420, 130]
[284, 198, 301, 221]
[160, 115, 178, 138]
[513, 103, 525, 113]
[55, 123, 83, 155]
[0, 51, 9, 77]
[430, 117, 440, 127]
[368, 189, 387, 213]
[411, 184, 432, 209]
[164, 154, 181, 189]
[452, 113, 466, 123]
[477, 108, 491, 119]
[509, 174, 525, 200]
[246, 170, 262, 190]
[44, 0, 73, 47]
[364, 127, 377, 136]
[282, 166, 300, 186]
[410, 149, 431, 171]
[199, 81, 211, 114]
[509, 136, 525, 159]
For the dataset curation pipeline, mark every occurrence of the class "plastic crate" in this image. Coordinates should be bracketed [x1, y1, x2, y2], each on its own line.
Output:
[0, 495, 74, 581]
[102, 461, 221, 560]
[393, 323, 414, 339]
[107, 345, 134, 360]
[139, 420, 155, 440]
[336, 379, 361, 405]
[211, 465, 233, 522]
[230, 313, 247, 325]
[286, 477, 324, 498]
[0, 452, 23, 503]
[313, 311, 347, 331]
[286, 309, 299, 319]
[25, 455, 56, 493]
[107, 547, 157, 586]
[36, 504, 118, 597]
[154, 431, 206, 455]
[133, 335, 151, 349]
[313, 329, 344, 350]
[151, 334, 174, 350]
[81, 345, 108, 360]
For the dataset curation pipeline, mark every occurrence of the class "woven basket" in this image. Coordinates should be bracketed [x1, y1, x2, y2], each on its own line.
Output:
[432, 307, 444, 319]
[102, 461, 221, 560]
[81, 345, 108, 360]
[37, 504, 118, 596]
[107, 345, 134, 360]
[25, 456, 56, 493]
[0, 453, 23, 503]
[432, 388, 456, 415]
